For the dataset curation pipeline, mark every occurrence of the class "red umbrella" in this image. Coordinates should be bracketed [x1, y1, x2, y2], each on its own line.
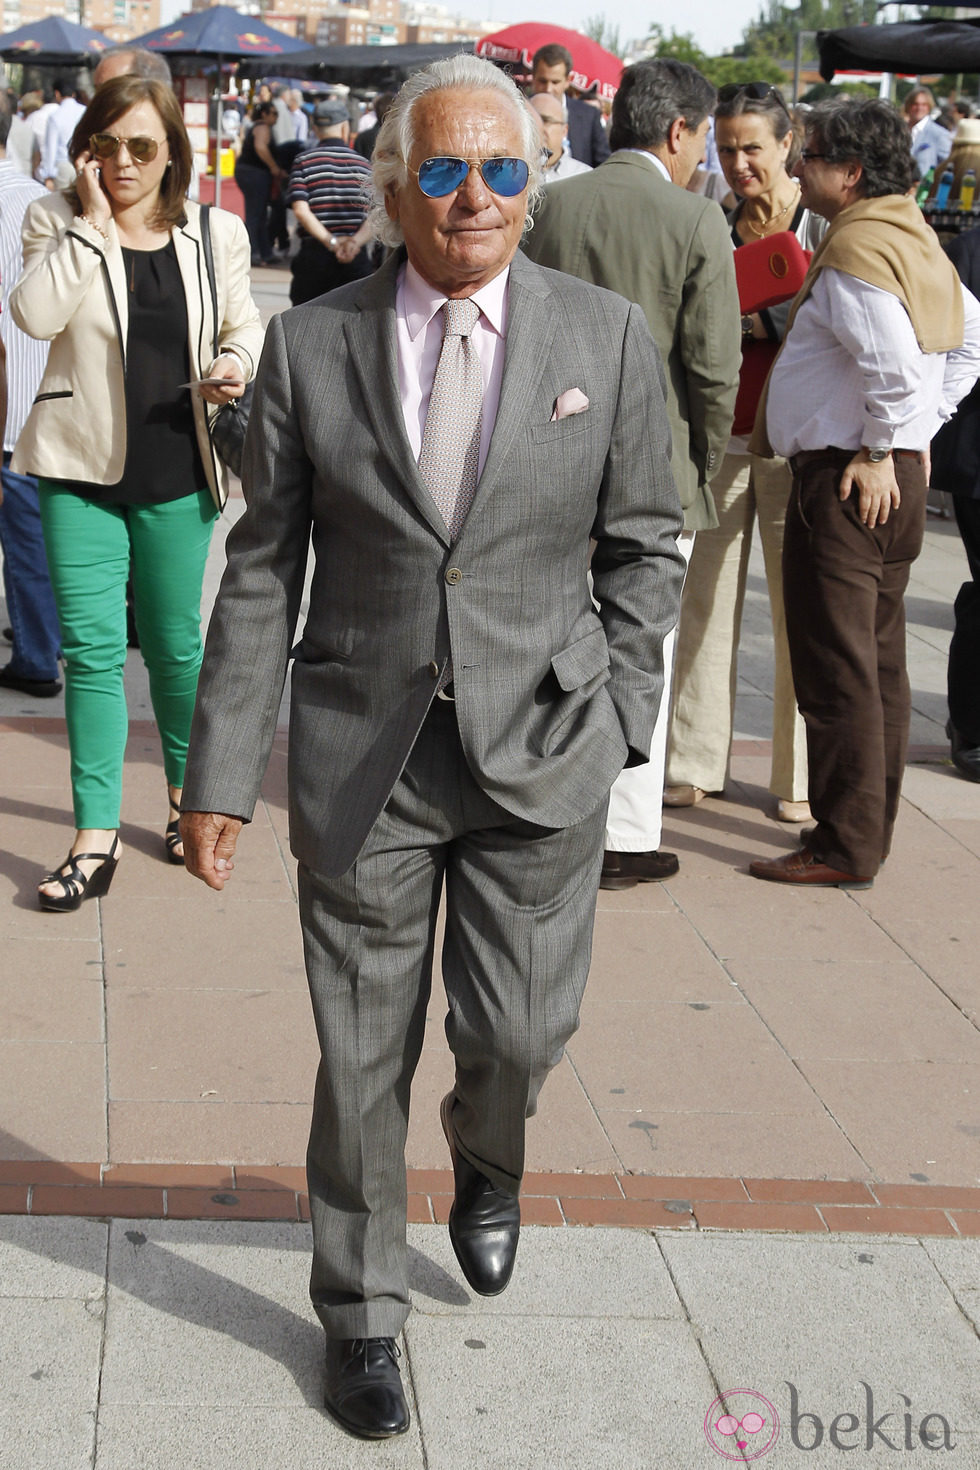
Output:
[475, 23, 622, 100]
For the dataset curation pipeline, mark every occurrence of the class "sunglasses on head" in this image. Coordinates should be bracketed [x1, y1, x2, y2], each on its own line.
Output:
[89, 132, 162, 164]
[717, 81, 788, 106]
[411, 155, 530, 198]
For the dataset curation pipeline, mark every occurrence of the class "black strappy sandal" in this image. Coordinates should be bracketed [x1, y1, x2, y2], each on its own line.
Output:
[165, 787, 184, 866]
[38, 836, 120, 913]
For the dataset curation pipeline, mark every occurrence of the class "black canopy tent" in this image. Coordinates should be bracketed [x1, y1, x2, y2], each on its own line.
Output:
[817, 17, 980, 82]
[239, 42, 468, 88]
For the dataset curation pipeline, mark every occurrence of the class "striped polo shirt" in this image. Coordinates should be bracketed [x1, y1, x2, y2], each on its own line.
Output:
[0, 160, 50, 453]
[287, 138, 372, 239]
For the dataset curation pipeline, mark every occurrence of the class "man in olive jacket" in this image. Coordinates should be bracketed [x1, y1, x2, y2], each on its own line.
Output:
[525, 58, 740, 886]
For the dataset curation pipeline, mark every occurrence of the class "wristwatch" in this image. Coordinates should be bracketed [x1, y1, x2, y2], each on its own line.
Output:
[741, 313, 755, 339]
[865, 447, 892, 463]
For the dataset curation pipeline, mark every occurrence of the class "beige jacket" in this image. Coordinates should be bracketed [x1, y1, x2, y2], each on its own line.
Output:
[10, 195, 264, 510]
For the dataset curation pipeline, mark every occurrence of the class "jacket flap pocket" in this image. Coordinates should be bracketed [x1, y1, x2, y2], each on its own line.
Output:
[550, 626, 609, 692]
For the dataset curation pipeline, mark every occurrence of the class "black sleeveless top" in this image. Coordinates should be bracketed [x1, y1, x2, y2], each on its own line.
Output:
[99, 237, 208, 505]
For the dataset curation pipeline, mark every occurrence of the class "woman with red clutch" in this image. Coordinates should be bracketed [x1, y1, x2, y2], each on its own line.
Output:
[665, 83, 823, 824]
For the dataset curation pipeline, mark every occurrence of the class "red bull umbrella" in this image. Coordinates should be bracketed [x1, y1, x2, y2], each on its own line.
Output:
[130, 5, 308, 59]
[0, 16, 113, 64]
[475, 23, 622, 101]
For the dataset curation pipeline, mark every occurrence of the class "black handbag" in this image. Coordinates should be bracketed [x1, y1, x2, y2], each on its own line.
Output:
[200, 204, 253, 479]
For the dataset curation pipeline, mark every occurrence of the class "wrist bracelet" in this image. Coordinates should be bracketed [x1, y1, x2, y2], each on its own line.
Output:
[214, 349, 246, 377]
[76, 213, 109, 244]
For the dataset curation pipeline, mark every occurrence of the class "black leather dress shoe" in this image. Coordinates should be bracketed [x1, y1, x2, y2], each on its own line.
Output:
[440, 1092, 520, 1296]
[600, 848, 679, 889]
[0, 665, 62, 698]
[947, 719, 980, 783]
[323, 1336, 410, 1440]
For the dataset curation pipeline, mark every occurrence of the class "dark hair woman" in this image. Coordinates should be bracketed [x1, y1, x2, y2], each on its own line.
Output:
[235, 99, 285, 266]
[666, 83, 824, 825]
[9, 75, 264, 910]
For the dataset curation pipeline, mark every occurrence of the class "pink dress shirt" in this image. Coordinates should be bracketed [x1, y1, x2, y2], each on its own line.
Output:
[395, 259, 509, 478]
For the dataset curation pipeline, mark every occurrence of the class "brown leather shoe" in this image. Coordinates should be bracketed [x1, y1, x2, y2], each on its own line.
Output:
[600, 849, 680, 889]
[749, 849, 873, 889]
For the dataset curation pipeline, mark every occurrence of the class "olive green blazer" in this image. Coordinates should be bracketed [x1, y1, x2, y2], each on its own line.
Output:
[524, 151, 741, 530]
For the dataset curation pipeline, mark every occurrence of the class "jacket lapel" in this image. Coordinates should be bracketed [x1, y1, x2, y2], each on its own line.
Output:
[102, 232, 129, 359]
[173, 205, 209, 378]
[470, 250, 558, 499]
[344, 253, 451, 546]
[343, 250, 560, 545]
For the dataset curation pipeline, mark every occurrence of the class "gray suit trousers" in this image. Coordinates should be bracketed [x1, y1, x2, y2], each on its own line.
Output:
[297, 699, 607, 1338]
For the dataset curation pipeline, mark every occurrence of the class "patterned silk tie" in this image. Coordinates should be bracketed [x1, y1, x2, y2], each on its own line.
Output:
[418, 297, 483, 541]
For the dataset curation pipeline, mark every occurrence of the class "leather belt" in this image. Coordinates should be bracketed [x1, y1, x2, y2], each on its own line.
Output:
[789, 446, 924, 474]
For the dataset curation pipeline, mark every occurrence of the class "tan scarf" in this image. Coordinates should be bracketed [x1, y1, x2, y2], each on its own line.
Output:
[749, 192, 964, 456]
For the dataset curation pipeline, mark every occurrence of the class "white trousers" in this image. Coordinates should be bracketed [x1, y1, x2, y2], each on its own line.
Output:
[605, 529, 695, 852]
[666, 453, 808, 802]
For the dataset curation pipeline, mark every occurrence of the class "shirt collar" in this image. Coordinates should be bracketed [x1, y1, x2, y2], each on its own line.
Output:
[620, 148, 672, 183]
[402, 258, 509, 341]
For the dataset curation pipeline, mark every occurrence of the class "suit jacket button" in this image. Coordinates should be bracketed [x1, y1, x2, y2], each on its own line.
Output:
[427, 660, 439, 678]
[445, 567, 462, 585]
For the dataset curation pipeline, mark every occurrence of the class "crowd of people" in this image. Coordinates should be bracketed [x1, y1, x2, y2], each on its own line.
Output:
[1, 39, 980, 1442]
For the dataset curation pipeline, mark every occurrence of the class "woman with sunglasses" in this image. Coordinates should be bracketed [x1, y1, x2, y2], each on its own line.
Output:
[9, 75, 263, 911]
[665, 82, 822, 824]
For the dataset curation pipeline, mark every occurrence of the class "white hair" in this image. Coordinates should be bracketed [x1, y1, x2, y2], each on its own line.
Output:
[367, 54, 543, 247]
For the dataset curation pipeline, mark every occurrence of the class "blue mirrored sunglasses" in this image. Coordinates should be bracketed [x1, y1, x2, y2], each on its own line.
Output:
[413, 155, 530, 198]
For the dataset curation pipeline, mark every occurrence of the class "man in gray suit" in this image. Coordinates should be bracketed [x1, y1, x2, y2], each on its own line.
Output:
[524, 58, 740, 889]
[181, 54, 683, 1441]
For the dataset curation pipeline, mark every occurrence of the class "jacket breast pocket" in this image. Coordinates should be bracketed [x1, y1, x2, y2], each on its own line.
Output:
[33, 390, 74, 403]
[532, 417, 594, 445]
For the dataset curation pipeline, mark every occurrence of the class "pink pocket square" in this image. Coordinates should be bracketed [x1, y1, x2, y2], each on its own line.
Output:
[551, 388, 590, 422]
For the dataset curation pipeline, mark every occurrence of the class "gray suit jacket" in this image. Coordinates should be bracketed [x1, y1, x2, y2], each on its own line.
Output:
[182, 248, 685, 876]
[523, 152, 741, 531]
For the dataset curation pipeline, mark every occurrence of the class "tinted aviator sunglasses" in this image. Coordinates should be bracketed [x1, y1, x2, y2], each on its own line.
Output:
[411, 155, 529, 198]
[89, 132, 163, 164]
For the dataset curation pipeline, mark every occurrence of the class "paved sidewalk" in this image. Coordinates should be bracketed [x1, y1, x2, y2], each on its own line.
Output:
[2, 268, 979, 1466]
[2, 503, 977, 1211]
[2, 1217, 978, 1468]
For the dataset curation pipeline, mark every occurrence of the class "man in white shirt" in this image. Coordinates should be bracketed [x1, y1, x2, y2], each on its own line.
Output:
[286, 89, 309, 143]
[528, 93, 592, 182]
[0, 99, 59, 698]
[41, 80, 85, 190]
[750, 97, 980, 889]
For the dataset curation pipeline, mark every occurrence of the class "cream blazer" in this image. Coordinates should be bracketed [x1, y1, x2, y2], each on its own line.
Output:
[10, 195, 265, 511]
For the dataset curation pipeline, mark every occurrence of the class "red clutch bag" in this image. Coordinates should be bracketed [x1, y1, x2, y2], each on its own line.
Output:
[734, 229, 811, 315]
[732, 231, 813, 435]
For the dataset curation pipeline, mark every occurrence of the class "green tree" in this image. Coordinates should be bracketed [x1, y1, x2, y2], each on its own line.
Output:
[583, 14, 623, 56]
[646, 27, 786, 87]
[740, 0, 878, 66]
[645, 25, 709, 69]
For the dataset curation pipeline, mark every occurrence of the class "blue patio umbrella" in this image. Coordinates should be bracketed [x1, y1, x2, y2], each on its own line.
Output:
[130, 5, 308, 60]
[129, 5, 308, 205]
[0, 16, 113, 64]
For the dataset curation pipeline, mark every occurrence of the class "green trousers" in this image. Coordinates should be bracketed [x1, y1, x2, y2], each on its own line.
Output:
[38, 483, 217, 830]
